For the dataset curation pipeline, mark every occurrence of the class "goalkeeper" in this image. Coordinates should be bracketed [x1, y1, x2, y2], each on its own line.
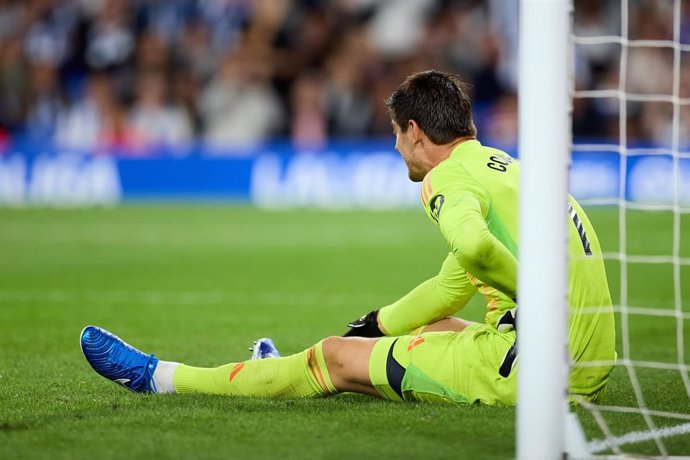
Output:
[81, 70, 615, 405]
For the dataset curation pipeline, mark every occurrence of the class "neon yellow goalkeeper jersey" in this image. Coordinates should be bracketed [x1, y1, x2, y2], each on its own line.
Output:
[379, 139, 615, 394]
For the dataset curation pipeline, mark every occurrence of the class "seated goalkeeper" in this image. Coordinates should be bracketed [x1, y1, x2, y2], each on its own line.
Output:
[81, 70, 616, 405]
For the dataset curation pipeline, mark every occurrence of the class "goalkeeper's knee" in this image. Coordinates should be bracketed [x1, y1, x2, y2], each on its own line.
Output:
[343, 310, 384, 337]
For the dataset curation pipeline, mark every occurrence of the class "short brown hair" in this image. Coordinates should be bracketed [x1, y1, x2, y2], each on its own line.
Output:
[385, 70, 477, 144]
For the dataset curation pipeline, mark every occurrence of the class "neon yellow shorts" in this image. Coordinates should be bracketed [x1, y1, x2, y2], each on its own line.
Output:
[368, 324, 518, 405]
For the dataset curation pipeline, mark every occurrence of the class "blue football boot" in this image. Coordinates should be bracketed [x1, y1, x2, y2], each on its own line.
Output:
[249, 338, 281, 360]
[80, 326, 159, 393]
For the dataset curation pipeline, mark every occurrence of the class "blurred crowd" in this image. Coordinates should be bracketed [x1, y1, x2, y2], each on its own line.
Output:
[0, 0, 688, 154]
[573, 0, 690, 149]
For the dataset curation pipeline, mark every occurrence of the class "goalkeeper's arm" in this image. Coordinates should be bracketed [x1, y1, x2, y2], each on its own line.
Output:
[440, 194, 518, 300]
[343, 193, 517, 338]
[344, 253, 476, 337]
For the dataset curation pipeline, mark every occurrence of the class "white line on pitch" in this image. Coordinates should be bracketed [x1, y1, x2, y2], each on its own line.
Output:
[588, 422, 690, 453]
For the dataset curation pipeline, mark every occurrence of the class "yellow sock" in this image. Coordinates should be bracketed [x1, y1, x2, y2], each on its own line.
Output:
[172, 340, 337, 397]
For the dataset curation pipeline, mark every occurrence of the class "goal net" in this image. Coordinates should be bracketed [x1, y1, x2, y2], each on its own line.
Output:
[568, 0, 690, 457]
[519, 0, 690, 458]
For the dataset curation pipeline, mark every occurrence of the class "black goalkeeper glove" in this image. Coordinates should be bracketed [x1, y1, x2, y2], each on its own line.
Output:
[343, 310, 385, 337]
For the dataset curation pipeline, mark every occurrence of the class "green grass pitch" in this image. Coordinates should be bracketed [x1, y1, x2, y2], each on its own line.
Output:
[1, 206, 688, 459]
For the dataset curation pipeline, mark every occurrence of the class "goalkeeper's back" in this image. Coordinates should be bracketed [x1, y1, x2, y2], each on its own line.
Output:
[565, 197, 616, 398]
[423, 139, 615, 398]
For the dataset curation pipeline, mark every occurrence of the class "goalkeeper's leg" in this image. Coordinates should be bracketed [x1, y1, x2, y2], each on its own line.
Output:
[81, 326, 379, 397]
[81, 326, 516, 405]
[175, 336, 380, 397]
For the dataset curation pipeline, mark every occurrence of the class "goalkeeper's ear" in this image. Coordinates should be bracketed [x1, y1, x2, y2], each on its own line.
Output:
[343, 310, 385, 338]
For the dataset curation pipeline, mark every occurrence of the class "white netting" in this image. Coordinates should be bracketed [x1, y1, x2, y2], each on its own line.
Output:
[570, 0, 690, 456]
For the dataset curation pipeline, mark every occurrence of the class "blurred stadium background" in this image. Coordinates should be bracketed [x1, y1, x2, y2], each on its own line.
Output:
[0, 0, 688, 206]
[1, 1, 690, 459]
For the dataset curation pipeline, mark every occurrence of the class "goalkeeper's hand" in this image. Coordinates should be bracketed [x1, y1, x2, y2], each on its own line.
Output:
[343, 310, 385, 337]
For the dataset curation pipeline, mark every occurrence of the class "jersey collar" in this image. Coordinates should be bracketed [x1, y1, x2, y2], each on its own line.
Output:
[449, 139, 481, 159]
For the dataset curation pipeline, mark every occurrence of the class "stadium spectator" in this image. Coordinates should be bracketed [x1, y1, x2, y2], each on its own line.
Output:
[134, 29, 170, 75]
[177, 19, 216, 83]
[55, 72, 137, 151]
[83, 0, 135, 73]
[481, 94, 518, 147]
[0, 37, 28, 133]
[0, 0, 25, 43]
[290, 71, 327, 148]
[324, 27, 374, 138]
[171, 67, 203, 137]
[129, 71, 192, 149]
[25, 62, 64, 139]
[198, 44, 284, 149]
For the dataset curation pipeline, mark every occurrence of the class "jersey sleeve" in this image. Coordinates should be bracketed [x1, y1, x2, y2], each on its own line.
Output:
[437, 189, 518, 300]
[377, 253, 477, 336]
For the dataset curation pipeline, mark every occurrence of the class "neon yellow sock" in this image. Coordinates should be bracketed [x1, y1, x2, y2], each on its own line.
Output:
[172, 340, 337, 397]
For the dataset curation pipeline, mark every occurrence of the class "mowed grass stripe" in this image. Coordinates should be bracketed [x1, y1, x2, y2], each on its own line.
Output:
[0, 289, 393, 308]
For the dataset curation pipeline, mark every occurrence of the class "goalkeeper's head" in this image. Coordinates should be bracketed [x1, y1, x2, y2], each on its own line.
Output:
[386, 70, 477, 182]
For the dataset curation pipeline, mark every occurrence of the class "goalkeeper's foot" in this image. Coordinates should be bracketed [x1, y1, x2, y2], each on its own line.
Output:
[249, 338, 281, 360]
[80, 325, 159, 393]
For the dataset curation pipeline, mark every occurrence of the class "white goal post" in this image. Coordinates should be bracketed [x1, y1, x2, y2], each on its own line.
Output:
[517, 0, 572, 458]
[518, 0, 690, 457]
